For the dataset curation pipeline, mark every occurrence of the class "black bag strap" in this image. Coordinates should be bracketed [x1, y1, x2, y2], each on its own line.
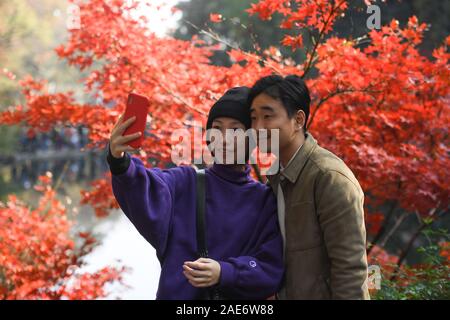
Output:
[195, 169, 208, 258]
[195, 169, 227, 300]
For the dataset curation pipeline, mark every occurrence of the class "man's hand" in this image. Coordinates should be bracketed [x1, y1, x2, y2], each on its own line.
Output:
[183, 258, 221, 288]
[109, 115, 141, 158]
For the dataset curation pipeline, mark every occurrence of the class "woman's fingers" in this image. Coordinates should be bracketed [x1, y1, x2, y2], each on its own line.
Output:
[109, 115, 142, 158]
[183, 265, 210, 278]
[184, 261, 208, 271]
[113, 114, 124, 128]
[183, 270, 208, 282]
[184, 273, 211, 286]
[183, 265, 212, 286]
[118, 116, 136, 134]
[116, 132, 141, 145]
[184, 271, 205, 282]
[184, 259, 220, 288]
[183, 260, 216, 288]
[111, 115, 124, 135]
[198, 258, 213, 264]
[112, 116, 136, 138]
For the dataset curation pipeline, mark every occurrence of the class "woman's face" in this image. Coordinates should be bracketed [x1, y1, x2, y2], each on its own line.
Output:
[209, 117, 248, 165]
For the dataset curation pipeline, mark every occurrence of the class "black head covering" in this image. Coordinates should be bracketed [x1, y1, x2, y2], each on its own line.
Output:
[206, 87, 251, 130]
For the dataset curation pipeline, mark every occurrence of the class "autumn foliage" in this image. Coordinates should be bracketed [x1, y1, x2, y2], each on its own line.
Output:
[0, 0, 449, 298]
[0, 173, 125, 299]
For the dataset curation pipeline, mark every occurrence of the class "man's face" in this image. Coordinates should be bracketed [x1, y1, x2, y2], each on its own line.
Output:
[250, 93, 301, 153]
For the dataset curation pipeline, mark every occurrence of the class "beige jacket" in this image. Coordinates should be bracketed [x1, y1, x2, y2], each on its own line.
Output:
[268, 133, 370, 299]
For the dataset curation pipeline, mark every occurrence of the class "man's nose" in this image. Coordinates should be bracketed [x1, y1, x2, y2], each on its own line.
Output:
[252, 118, 264, 131]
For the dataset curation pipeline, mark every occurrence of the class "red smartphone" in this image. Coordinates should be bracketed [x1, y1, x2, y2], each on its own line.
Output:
[122, 92, 150, 149]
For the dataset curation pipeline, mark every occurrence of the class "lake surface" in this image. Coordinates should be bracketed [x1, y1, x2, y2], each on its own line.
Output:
[80, 210, 161, 299]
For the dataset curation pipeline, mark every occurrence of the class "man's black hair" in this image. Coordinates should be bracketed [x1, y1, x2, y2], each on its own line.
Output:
[248, 74, 311, 128]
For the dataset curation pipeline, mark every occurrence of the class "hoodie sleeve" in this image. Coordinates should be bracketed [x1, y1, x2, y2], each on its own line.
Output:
[106, 144, 187, 260]
[217, 191, 284, 299]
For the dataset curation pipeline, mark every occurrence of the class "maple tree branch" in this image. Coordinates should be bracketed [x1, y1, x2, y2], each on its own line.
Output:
[307, 88, 356, 129]
[378, 210, 409, 248]
[302, 0, 347, 78]
[353, 35, 371, 47]
[367, 201, 398, 255]
[389, 220, 427, 282]
[54, 160, 70, 193]
[308, 84, 381, 129]
[184, 20, 285, 75]
[152, 75, 207, 117]
[123, 58, 207, 117]
[390, 207, 447, 281]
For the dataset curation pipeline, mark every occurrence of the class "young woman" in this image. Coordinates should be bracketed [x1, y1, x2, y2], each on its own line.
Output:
[107, 87, 283, 299]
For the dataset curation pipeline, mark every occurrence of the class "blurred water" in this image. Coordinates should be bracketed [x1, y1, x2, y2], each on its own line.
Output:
[80, 211, 161, 300]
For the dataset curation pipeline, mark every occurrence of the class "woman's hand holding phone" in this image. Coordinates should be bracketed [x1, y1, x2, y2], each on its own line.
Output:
[109, 92, 150, 159]
[109, 115, 141, 159]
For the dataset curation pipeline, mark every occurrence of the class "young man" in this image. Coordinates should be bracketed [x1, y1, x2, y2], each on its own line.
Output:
[248, 75, 370, 300]
[106, 87, 284, 299]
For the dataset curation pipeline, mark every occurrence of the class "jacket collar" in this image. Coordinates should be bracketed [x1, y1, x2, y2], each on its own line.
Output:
[268, 132, 318, 185]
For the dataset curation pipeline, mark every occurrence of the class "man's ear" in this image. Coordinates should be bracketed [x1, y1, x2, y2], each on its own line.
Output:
[294, 110, 306, 132]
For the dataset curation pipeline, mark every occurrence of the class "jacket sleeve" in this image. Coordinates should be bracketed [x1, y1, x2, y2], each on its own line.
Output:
[315, 170, 370, 300]
[106, 144, 185, 260]
[216, 195, 284, 299]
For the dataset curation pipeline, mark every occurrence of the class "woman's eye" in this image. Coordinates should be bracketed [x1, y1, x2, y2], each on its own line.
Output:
[264, 115, 272, 119]
[251, 116, 256, 120]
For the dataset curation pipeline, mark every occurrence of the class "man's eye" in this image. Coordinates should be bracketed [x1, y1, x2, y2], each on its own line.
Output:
[264, 115, 272, 119]
[251, 116, 256, 120]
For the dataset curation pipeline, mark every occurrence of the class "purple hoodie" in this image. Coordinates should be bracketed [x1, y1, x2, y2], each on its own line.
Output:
[107, 151, 284, 300]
